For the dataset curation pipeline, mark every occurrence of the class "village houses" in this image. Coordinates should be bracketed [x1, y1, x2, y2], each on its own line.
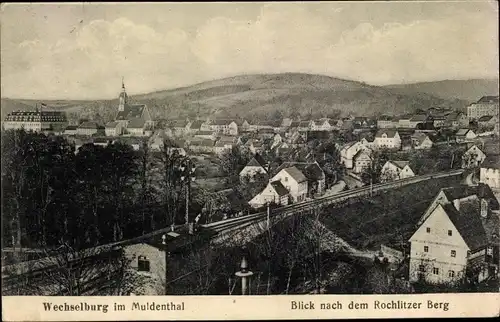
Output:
[455, 129, 477, 143]
[340, 141, 369, 169]
[461, 144, 486, 168]
[408, 184, 499, 285]
[105, 121, 123, 137]
[411, 132, 433, 150]
[480, 155, 500, 190]
[352, 149, 372, 174]
[274, 162, 326, 197]
[380, 160, 416, 182]
[114, 80, 154, 135]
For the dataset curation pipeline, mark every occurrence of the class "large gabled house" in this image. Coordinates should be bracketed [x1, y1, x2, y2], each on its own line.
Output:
[461, 144, 486, 169]
[248, 180, 290, 209]
[239, 154, 268, 182]
[409, 184, 499, 285]
[373, 129, 401, 150]
[380, 160, 415, 182]
[455, 129, 477, 143]
[274, 162, 326, 196]
[480, 154, 500, 190]
[340, 141, 368, 169]
[271, 166, 308, 203]
[411, 132, 433, 150]
[352, 149, 372, 174]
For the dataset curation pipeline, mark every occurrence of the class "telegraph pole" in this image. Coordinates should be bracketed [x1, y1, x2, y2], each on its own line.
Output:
[162, 234, 170, 295]
[235, 257, 253, 295]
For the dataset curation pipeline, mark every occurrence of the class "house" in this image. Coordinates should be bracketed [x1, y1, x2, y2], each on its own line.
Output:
[171, 119, 191, 136]
[63, 125, 78, 136]
[275, 162, 326, 197]
[93, 137, 111, 148]
[214, 140, 233, 155]
[271, 133, 283, 149]
[239, 154, 268, 182]
[188, 139, 215, 154]
[373, 129, 401, 149]
[353, 117, 369, 128]
[311, 119, 332, 131]
[480, 155, 500, 190]
[411, 133, 433, 150]
[271, 166, 308, 203]
[281, 118, 293, 128]
[455, 129, 477, 143]
[3, 109, 68, 133]
[113, 137, 144, 151]
[461, 145, 486, 168]
[252, 120, 282, 132]
[210, 119, 238, 136]
[77, 121, 101, 136]
[188, 120, 204, 134]
[445, 112, 468, 128]
[352, 149, 372, 174]
[105, 121, 123, 137]
[477, 115, 498, 131]
[409, 185, 499, 284]
[114, 81, 153, 132]
[194, 130, 217, 141]
[432, 116, 446, 128]
[340, 141, 368, 169]
[398, 116, 412, 128]
[467, 96, 499, 120]
[248, 181, 290, 209]
[380, 160, 415, 182]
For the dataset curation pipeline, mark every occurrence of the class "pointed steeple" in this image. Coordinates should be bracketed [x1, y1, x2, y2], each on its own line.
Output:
[118, 77, 128, 112]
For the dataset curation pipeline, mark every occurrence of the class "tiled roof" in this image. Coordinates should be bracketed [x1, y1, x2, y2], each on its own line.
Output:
[477, 96, 499, 104]
[78, 121, 99, 129]
[196, 130, 214, 136]
[390, 160, 410, 169]
[455, 129, 471, 136]
[282, 166, 307, 183]
[276, 162, 324, 181]
[410, 114, 427, 122]
[127, 117, 146, 129]
[190, 139, 215, 147]
[375, 129, 399, 138]
[270, 181, 290, 196]
[190, 120, 204, 129]
[441, 184, 499, 210]
[106, 121, 119, 128]
[115, 104, 146, 121]
[246, 153, 267, 168]
[64, 125, 78, 131]
[211, 119, 235, 126]
[482, 154, 500, 169]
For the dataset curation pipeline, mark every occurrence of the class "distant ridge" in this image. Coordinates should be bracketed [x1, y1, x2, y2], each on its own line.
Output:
[2, 73, 471, 122]
[384, 79, 499, 102]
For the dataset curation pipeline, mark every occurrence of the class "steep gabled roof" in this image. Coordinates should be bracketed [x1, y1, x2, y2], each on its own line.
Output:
[128, 117, 146, 129]
[477, 96, 499, 104]
[375, 129, 399, 138]
[276, 162, 324, 181]
[78, 121, 99, 129]
[190, 120, 204, 130]
[389, 160, 410, 169]
[105, 121, 119, 128]
[442, 201, 488, 251]
[116, 104, 146, 121]
[281, 166, 307, 183]
[456, 128, 472, 136]
[482, 154, 500, 169]
[270, 181, 289, 196]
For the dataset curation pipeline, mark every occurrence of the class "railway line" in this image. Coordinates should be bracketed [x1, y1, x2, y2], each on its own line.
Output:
[203, 169, 465, 237]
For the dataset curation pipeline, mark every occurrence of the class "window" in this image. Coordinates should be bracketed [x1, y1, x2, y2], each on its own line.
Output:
[426, 227, 431, 233]
[448, 230, 452, 236]
[424, 246, 429, 252]
[138, 256, 150, 272]
[451, 250, 456, 257]
[448, 270, 455, 278]
[433, 267, 439, 275]
[284, 177, 288, 182]
[419, 265, 426, 272]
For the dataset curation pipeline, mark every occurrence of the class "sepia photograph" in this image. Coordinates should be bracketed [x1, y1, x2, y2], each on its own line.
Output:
[1, 1, 499, 319]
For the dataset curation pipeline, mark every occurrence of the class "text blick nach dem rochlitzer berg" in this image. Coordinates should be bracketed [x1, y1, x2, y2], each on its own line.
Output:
[42, 301, 185, 313]
[291, 300, 450, 312]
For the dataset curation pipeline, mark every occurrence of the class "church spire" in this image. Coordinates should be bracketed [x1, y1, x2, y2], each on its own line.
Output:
[118, 77, 128, 112]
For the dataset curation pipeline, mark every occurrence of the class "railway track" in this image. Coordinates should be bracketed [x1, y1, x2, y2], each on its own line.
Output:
[203, 169, 465, 236]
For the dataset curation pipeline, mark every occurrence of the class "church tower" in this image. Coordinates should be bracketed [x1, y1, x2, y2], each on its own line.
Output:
[118, 77, 128, 112]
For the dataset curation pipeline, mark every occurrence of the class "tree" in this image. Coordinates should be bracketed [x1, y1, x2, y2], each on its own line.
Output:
[360, 149, 389, 185]
[218, 145, 251, 184]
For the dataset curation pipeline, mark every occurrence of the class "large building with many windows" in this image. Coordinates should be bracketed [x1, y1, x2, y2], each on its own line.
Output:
[467, 96, 499, 121]
[3, 108, 68, 132]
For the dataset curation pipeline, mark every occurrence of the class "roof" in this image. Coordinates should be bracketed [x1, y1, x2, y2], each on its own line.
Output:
[78, 121, 99, 129]
[116, 104, 146, 121]
[281, 166, 307, 183]
[190, 139, 215, 147]
[196, 130, 214, 136]
[378, 115, 394, 121]
[276, 162, 324, 181]
[456, 128, 472, 136]
[482, 154, 500, 169]
[106, 121, 119, 128]
[246, 153, 267, 168]
[211, 119, 235, 126]
[128, 117, 146, 129]
[375, 129, 399, 138]
[442, 200, 488, 251]
[353, 149, 372, 160]
[93, 137, 110, 144]
[478, 115, 495, 122]
[190, 120, 204, 130]
[64, 125, 78, 131]
[477, 96, 499, 104]
[270, 181, 289, 196]
[441, 184, 499, 210]
[389, 160, 410, 169]
[410, 114, 427, 122]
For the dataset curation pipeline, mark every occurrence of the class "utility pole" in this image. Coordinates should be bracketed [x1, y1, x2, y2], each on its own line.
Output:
[267, 202, 270, 230]
[180, 158, 196, 227]
[162, 234, 170, 295]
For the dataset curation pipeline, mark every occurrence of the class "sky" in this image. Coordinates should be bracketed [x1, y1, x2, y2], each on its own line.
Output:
[1, 1, 498, 99]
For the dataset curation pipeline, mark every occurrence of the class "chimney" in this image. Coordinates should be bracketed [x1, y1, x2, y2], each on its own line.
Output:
[480, 198, 489, 218]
